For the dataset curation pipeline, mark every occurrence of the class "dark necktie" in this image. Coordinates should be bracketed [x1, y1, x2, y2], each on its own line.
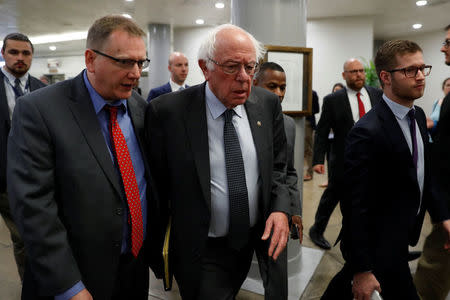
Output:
[407, 109, 418, 169]
[223, 109, 250, 250]
[356, 92, 365, 119]
[105, 105, 143, 257]
[14, 78, 24, 99]
[178, 86, 184, 91]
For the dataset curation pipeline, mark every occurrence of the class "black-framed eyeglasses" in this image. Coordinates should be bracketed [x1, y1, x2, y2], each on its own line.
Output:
[208, 57, 258, 75]
[443, 39, 450, 49]
[388, 65, 432, 78]
[344, 68, 365, 74]
[92, 49, 150, 69]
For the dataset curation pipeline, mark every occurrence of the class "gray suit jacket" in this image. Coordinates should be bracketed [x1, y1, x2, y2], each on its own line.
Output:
[145, 83, 289, 299]
[7, 72, 163, 299]
[283, 114, 301, 216]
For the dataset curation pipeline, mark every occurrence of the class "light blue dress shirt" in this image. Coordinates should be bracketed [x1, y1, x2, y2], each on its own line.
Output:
[56, 71, 148, 299]
[205, 82, 261, 237]
[383, 95, 424, 213]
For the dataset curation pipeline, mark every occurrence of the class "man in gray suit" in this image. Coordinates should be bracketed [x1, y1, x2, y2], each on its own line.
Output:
[7, 15, 163, 299]
[0, 32, 46, 281]
[253, 61, 303, 298]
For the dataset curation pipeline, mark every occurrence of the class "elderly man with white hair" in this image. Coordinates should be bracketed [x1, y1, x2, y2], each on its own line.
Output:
[145, 24, 290, 300]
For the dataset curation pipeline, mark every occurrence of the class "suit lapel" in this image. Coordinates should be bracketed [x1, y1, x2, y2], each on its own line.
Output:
[366, 86, 379, 107]
[244, 91, 267, 192]
[184, 84, 211, 211]
[343, 88, 354, 123]
[377, 100, 419, 187]
[66, 73, 122, 196]
[0, 73, 10, 125]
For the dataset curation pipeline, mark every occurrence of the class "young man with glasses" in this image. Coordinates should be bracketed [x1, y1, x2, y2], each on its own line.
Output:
[145, 24, 290, 299]
[7, 15, 164, 300]
[310, 58, 382, 250]
[322, 39, 450, 300]
[414, 24, 450, 300]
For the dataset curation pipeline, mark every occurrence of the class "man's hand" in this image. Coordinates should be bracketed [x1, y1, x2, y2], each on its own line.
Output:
[261, 212, 289, 260]
[313, 164, 325, 174]
[291, 215, 303, 244]
[71, 289, 93, 300]
[442, 219, 450, 251]
[352, 272, 381, 300]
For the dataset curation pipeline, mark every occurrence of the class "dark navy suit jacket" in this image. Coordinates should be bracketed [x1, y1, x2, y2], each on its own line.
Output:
[146, 82, 189, 103]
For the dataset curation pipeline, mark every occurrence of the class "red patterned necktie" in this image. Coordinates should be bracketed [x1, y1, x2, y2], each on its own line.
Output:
[105, 105, 143, 257]
[357, 92, 366, 119]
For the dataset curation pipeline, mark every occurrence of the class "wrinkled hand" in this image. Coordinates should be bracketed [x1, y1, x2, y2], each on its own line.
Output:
[352, 272, 381, 300]
[71, 289, 93, 300]
[442, 219, 450, 251]
[313, 164, 325, 174]
[291, 215, 303, 244]
[261, 212, 289, 260]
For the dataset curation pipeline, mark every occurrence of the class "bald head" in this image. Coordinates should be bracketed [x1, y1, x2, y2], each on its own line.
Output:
[168, 51, 189, 85]
[342, 58, 366, 91]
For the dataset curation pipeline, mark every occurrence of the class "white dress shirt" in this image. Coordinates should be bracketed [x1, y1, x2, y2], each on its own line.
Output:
[1, 67, 30, 119]
[347, 86, 372, 122]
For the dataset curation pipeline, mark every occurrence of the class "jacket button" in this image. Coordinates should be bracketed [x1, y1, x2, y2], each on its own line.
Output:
[116, 208, 123, 216]
[113, 241, 121, 248]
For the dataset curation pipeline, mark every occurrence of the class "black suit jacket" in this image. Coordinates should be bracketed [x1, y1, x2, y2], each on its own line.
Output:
[0, 73, 46, 192]
[313, 86, 382, 180]
[341, 99, 449, 277]
[431, 92, 450, 216]
[7, 72, 163, 299]
[146, 81, 190, 102]
[145, 83, 289, 299]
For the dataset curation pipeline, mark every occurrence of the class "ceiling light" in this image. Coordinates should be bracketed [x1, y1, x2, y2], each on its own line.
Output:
[30, 31, 87, 45]
[215, 2, 225, 9]
[412, 23, 423, 29]
[195, 19, 205, 25]
[49, 45, 56, 51]
[416, 0, 427, 6]
[125, 0, 134, 2]
[122, 13, 132, 19]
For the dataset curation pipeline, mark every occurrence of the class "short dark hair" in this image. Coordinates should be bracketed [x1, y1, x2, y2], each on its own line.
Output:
[332, 82, 344, 92]
[86, 15, 145, 51]
[445, 24, 450, 31]
[374, 40, 422, 86]
[443, 77, 450, 90]
[2, 33, 34, 53]
[254, 62, 285, 82]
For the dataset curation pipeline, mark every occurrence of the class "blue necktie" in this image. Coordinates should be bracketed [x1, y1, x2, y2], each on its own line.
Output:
[223, 109, 250, 250]
[14, 78, 24, 99]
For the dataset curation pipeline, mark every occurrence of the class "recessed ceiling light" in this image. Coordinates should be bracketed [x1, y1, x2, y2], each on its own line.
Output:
[125, 0, 134, 2]
[30, 31, 87, 45]
[215, 2, 225, 9]
[416, 0, 427, 6]
[195, 19, 205, 25]
[412, 23, 423, 29]
[49, 45, 56, 51]
[122, 13, 132, 19]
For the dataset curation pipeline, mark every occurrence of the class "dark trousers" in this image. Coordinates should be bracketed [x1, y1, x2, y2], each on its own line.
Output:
[322, 263, 420, 300]
[0, 192, 25, 281]
[312, 180, 340, 234]
[195, 230, 287, 300]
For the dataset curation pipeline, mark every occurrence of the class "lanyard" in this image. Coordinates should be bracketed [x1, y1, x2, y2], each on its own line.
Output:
[0, 70, 30, 98]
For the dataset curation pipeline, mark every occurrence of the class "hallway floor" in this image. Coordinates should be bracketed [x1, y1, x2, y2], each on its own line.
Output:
[0, 170, 440, 299]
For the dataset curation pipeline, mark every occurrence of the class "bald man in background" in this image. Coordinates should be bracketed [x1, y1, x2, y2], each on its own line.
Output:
[310, 58, 382, 249]
[147, 51, 189, 102]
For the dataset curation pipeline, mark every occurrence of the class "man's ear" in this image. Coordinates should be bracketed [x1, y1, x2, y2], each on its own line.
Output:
[85, 49, 96, 73]
[198, 59, 209, 80]
[379, 70, 391, 87]
[253, 78, 258, 86]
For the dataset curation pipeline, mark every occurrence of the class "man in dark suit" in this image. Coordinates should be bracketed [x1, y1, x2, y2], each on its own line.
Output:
[253, 61, 302, 298]
[146, 25, 290, 300]
[414, 24, 450, 300]
[310, 58, 382, 249]
[7, 15, 163, 299]
[322, 40, 450, 300]
[0, 32, 46, 281]
[146, 51, 189, 102]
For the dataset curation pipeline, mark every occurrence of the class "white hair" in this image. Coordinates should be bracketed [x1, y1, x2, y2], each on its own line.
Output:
[197, 24, 266, 70]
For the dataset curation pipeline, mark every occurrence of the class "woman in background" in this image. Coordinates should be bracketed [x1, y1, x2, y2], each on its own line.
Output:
[428, 77, 450, 130]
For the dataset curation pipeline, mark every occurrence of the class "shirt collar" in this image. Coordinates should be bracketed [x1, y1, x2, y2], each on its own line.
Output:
[382, 94, 414, 120]
[346, 86, 363, 97]
[205, 82, 243, 120]
[83, 70, 127, 115]
[1, 66, 29, 86]
[169, 78, 185, 91]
